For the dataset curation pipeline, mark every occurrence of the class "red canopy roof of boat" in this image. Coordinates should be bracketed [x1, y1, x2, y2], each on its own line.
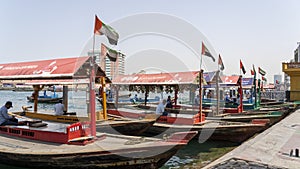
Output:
[221, 75, 240, 85]
[0, 56, 107, 81]
[112, 71, 200, 85]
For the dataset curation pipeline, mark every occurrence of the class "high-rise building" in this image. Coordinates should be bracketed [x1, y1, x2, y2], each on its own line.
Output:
[88, 49, 125, 80]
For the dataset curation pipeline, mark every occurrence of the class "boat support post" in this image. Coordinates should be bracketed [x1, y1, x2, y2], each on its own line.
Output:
[101, 76, 107, 120]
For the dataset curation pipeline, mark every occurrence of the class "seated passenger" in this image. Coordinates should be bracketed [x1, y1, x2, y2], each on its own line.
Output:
[54, 100, 65, 115]
[166, 95, 173, 108]
[0, 101, 18, 126]
[156, 99, 168, 116]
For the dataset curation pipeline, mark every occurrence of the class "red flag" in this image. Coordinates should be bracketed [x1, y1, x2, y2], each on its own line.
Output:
[201, 42, 215, 62]
[240, 60, 246, 74]
[218, 54, 225, 70]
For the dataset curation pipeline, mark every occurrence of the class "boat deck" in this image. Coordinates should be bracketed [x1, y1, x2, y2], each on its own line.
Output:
[12, 118, 69, 133]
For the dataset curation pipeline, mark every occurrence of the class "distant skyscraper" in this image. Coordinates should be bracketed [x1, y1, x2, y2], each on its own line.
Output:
[88, 49, 125, 80]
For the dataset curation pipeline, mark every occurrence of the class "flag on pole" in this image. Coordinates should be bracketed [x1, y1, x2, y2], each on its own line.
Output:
[218, 54, 224, 70]
[94, 15, 119, 45]
[258, 67, 266, 76]
[240, 59, 246, 74]
[101, 43, 122, 62]
[252, 64, 256, 86]
[251, 64, 256, 76]
[201, 42, 215, 62]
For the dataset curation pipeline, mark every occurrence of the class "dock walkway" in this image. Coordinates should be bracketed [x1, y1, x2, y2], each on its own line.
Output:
[203, 108, 300, 169]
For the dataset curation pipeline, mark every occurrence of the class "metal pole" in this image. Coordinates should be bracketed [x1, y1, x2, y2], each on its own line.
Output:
[199, 69, 203, 121]
[89, 34, 96, 137]
[216, 70, 220, 115]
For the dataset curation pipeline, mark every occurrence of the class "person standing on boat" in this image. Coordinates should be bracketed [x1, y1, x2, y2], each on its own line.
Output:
[156, 99, 168, 116]
[0, 101, 18, 126]
[54, 100, 65, 115]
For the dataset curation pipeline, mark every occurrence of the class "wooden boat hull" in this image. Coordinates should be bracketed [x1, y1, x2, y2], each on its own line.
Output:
[206, 113, 282, 125]
[143, 121, 268, 143]
[0, 124, 197, 169]
[0, 145, 181, 169]
[27, 96, 63, 103]
[96, 119, 156, 136]
[107, 108, 268, 143]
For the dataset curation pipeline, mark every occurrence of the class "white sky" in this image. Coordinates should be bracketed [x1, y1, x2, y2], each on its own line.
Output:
[1, 0, 300, 83]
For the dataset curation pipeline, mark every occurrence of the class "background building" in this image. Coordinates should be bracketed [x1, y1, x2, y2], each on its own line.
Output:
[88, 49, 125, 80]
[282, 43, 300, 101]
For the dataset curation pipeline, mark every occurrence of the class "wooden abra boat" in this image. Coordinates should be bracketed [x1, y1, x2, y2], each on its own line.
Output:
[0, 120, 197, 169]
[27, 95, 62, 103]
[108, 107, 269, 143]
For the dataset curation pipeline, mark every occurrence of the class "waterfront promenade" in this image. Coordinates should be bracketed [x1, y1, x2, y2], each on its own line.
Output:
[203, 106, 300, 169]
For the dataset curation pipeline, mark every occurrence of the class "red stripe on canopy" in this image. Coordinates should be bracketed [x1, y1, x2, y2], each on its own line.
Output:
[0, 56, 90, 80]
[112, 71, 200, 85]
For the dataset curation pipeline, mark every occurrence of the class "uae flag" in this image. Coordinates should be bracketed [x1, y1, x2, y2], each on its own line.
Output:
[258, 67, 266, 76]
[94, 15, 119, 45]
[251, 64, 256, 76]
[240, 60, 246, 74]
[101, 43, 122, 62]
[251, 64, 256, 85]
[201, 42, 215, 62]
[218, 54, 224, 70]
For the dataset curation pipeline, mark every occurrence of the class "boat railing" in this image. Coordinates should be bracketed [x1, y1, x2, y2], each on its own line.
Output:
[67, 121, 91, 140]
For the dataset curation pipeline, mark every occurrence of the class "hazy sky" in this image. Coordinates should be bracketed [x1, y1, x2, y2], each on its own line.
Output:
[1, 0, 299, 82]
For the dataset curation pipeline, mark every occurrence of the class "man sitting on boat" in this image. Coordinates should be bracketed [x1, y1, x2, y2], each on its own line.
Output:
[0, 101, 18, 126]
[156, 99, 168, 117]
[225, 92, 232, 103]
[54, 100, 65, 115]
[166, 95, 173, 109]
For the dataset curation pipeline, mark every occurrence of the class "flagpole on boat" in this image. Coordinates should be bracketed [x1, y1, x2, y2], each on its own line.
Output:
[199, 42, 203, 122]
[216, 62, 220, 116]
[90, 17, 97, 137]
[253, 65, 257, 109]
[199, 69, 203, 122]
